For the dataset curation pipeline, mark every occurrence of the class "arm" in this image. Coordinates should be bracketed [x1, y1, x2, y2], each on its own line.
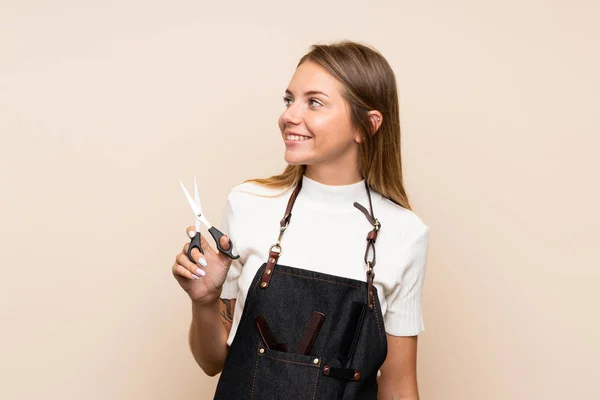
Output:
[185, 190, 243, 376]
[188, 298, 236, 376]
[377, 334, 419, 400]
[379, 223, 429, 399]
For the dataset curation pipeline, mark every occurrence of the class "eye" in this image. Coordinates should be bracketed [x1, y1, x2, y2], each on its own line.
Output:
[309, 98, 322, 107]
[283, 96, 292, 107]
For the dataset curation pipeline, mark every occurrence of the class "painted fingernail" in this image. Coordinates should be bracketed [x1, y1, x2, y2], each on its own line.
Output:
[198, 258, 207, 267]
[188, 231, 195, 238]
[191, 274, 200, 279]
[196, 268, 206, 277]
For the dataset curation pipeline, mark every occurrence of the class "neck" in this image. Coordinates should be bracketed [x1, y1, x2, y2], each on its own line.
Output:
[298, 173, 368, 212]
[304, 163, 362, 186]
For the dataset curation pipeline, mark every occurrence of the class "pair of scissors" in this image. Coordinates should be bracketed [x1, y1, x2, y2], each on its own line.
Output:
[179, 177, 240, 262]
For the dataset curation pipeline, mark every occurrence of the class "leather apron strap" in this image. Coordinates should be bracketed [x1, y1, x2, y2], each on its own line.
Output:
[259, 176, 381, 311]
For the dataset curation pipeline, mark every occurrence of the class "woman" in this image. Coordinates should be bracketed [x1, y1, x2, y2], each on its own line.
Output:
[172, 41, 430, 399]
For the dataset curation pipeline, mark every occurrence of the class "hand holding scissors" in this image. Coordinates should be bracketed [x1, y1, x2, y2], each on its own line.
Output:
[179, 177, 240, 263]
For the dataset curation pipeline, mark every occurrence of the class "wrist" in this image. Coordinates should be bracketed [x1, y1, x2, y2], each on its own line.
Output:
[192, 294, 221, 308]
[191, 297, 221, 328]
[190, 285, 223, 306]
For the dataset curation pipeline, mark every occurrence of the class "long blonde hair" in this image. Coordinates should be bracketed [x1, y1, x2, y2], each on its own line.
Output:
[246, 40, 412, 210]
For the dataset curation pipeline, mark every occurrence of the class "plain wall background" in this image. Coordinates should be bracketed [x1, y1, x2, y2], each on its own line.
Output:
[1, 1, 599, 399]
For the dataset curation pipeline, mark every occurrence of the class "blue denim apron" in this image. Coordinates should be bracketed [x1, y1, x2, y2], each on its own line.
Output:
[214, 178, 387, 399]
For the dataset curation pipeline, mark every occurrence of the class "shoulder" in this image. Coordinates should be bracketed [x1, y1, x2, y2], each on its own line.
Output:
[225, 180, 294, 212]
[228, 181, 292, 200]
[375, 195, 429, 246]
[231, 180, 291, 197]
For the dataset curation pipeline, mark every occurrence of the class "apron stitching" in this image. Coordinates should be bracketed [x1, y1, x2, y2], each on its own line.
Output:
[240, 272, 263, 328]
[276, 270, 362, 289]
[373, 304, 383, 341]
[250, 346, 260, 400]
[260, 354, 321, 367]
[312, 368, 320, 400]
[250, 274, 261, 295]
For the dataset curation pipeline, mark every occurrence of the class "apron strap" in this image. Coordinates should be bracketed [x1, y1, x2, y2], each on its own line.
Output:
[260, 177, 380, 312]
[280, 177, 303, 229]
[353, 181, 380, 311]
[260, 180, 303, 289]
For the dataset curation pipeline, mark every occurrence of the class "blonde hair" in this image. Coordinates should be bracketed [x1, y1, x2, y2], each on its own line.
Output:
[245, 40, 412, 210]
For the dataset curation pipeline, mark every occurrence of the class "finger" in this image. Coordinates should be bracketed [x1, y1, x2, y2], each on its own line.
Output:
[182, 235, 208, 267]
[173, 263, 202, 280]
[219, 234, 231, 251]
[176, 252, 207, 277]
[189, 246, 208, 268]
[186, 226, 196, 239]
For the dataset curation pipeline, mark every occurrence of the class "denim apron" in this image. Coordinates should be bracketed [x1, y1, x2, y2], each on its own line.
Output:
[214, 178, 388, 399]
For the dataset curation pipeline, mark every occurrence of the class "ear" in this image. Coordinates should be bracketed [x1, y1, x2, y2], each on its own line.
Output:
[368, 111, 383, 135]
[354, 131, 363, 143]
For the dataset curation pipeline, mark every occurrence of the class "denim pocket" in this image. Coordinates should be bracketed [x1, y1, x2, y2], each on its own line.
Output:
[250, 342, 321, 400]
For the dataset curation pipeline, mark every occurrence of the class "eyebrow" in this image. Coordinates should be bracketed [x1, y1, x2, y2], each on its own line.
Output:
[285, 89, 330, 98]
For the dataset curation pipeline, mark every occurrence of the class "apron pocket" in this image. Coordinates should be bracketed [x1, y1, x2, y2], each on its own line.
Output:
[250, 342, 321, 400]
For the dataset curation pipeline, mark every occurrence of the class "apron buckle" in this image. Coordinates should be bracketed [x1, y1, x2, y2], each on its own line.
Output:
[269, 243, 282, 255]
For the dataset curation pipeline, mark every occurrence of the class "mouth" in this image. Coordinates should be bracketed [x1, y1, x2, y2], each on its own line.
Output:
[284, 132, 312, 142]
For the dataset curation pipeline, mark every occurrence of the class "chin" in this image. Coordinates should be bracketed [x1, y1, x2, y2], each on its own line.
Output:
[284, 157, 306, 166]
[284, 152, 310, 166]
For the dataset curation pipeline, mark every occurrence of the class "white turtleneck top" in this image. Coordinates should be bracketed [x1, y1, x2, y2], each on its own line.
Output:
[220, 175, 430, 346]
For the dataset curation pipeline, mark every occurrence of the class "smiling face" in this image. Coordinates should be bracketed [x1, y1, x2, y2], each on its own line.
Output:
[278, 61, 362, 178]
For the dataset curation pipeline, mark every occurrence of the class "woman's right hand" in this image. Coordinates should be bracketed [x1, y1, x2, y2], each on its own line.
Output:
[172, 226, 234, 304]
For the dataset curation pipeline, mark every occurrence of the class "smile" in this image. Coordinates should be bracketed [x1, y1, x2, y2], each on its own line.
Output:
[285, 135, 312, 141]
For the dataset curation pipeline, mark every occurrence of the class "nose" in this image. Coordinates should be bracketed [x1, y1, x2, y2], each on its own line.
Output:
[281, 101, 302, 125]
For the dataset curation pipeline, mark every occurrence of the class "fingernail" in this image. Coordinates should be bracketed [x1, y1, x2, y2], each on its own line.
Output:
[198, 258, 207, 267]
[188, 231, 195, 238]
[191, 274, 200, 279]
[196, 268, 206, 277]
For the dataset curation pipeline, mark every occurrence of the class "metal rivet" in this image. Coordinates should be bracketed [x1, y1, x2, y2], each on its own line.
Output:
[322, 366, 330, 375]
[260, 282, 267, 288]
[269, 257, 276, 263]
[313, 358, 319, 364]
[266, 269, 271, 275]
[353, 371, 361, 381]
[259, 348, 265, 354]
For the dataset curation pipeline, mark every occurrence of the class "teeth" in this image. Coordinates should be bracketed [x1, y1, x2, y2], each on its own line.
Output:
[287, 135, 311, 141]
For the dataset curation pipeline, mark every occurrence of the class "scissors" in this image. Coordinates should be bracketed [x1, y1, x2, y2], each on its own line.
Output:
[179, 177, 240, 262]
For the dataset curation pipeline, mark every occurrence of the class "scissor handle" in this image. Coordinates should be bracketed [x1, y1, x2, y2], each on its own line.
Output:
[187, 229, 240, 262]
[208, 226, 240, 260]
[187, 232, 204, 263]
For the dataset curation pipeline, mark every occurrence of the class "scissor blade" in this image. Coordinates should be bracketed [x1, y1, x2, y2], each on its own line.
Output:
[179, 180, 202, 218]
[199, 214, 212, 229]
[193, 177, 201, 231]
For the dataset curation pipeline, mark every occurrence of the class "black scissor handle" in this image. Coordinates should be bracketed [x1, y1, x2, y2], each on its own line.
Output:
[186, 229, 240, 262]
[208, 226, 240, 260]
[187, 232, 204, 263]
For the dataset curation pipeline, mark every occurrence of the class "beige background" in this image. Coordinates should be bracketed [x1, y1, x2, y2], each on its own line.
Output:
[1, 1, 599, 399]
